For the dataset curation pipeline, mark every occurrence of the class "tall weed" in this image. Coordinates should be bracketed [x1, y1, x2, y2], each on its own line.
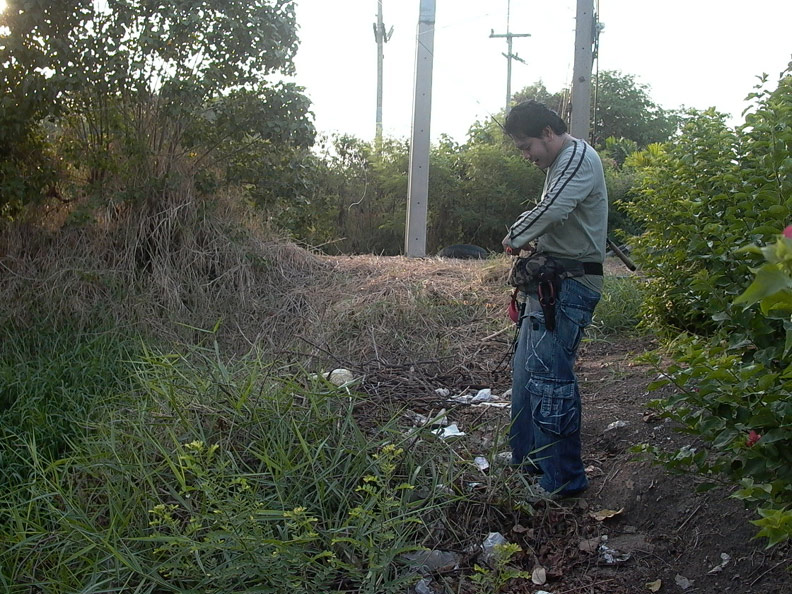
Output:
[0, 343, 474, 592]
[590, 275, 646, 337]
[0, 323, 139, 485]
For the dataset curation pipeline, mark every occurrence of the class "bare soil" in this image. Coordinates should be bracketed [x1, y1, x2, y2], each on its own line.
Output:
[560, 336, 789, 593]
[400, 334, 792, 593]
[338, 256, 792, 594]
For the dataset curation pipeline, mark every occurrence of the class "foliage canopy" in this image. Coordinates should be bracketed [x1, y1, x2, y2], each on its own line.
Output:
[0, 0, 314, 215]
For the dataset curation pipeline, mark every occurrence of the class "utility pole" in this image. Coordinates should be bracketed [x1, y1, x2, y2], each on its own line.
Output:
[490, 0, 530, 113]
[404, 0, 436, 258]
[570, 0, 595, 140]
[373, 1, 394, 148]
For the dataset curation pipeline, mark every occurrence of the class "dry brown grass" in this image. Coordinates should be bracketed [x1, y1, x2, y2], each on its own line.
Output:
[0, 194, 516, 387]
[1, 191, 321, 344]
[310, 253, 516, 397]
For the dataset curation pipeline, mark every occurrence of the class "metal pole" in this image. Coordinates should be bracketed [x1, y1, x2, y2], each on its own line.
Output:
[404, 0, 436, 258]
[373, 1, 393, 148]
[506, 34, 513, 111]
[570, 0, 594, 139]
[506, 0, 512, 110]
[375, 1, 384, 146]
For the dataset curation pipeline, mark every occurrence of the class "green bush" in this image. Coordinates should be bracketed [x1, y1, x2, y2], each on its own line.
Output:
[630, 64, 792, 546]
[640, 229, 792, 545]
[624, 69, 791, 339]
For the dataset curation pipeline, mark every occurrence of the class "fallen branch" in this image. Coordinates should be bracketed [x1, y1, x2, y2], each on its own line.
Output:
[674, 503, 702, 533]
[481, 326, 511, 342]
[750, 558, 790, 587]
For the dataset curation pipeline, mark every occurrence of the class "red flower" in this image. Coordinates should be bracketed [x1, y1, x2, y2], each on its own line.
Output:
[783, 225, 792, 239]
[746, 430, 761, 447]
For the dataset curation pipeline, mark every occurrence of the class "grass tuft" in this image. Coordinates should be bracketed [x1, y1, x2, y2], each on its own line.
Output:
[0, 323, 140, 486]
[1, 342, 511, 592]
[590, 275, 646, 337]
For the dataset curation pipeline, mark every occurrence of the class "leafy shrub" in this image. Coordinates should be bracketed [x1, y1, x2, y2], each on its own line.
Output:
[628, 66, 792, 545]
[623, 68, 792, 339]
[640, 228, 792, 545]
[299, 130, 544, 256]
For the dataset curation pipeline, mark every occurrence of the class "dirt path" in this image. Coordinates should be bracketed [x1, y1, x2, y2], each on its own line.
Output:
[328, 255, 790, 592]
[455, 335, 792, 593]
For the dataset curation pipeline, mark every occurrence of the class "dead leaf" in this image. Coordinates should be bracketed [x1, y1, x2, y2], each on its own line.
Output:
[578, 536, 601, 553]
[675, 574, 694, 590]
[512, 523, 529, 534]
[531, 566, 547, 586]
[645, 579, 661, 592]
[589, 507, 624, 521]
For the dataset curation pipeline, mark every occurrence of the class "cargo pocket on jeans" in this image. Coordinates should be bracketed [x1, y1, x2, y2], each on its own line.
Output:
[528, 378, 579, 437]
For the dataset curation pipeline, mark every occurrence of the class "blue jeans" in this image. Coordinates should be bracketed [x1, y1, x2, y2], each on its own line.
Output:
[510, 278, 600, 495]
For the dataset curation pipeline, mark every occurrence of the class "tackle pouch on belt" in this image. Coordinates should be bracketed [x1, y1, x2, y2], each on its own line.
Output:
[508, 254, 602, 331]
[508, 253, 565, 294]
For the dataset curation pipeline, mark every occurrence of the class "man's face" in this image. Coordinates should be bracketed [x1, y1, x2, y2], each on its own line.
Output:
[512, 129, 555, 170]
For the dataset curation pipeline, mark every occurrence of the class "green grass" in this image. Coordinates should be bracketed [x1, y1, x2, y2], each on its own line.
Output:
[0, 341, 520, 593]
[590, 275, 646, 337]
[0, 323, 141, 485]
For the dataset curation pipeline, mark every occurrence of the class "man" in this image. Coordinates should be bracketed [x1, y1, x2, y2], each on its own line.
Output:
[502, 100, 608, 499]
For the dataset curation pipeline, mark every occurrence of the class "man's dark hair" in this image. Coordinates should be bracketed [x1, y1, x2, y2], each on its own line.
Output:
[504, 100, 567, 138]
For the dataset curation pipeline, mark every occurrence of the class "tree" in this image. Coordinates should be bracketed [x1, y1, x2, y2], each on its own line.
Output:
[0, 0, 313, 214]
[512, 81, 567, 117]
[0, 1, 88, 215]
[592, 70, 680, 147]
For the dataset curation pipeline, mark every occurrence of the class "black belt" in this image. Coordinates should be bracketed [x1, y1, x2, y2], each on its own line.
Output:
[582, 262, 603, 275]
[556, 258, 604, 276]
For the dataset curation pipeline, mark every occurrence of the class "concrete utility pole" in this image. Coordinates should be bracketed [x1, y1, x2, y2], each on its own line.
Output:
[570, 0, 595, 140]
[404, 0, 436, 258]
[373, 0, 393, 147]
[490, 0, 530, 113]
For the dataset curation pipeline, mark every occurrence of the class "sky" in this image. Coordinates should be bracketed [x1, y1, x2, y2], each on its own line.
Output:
[288, 0, 792, 143]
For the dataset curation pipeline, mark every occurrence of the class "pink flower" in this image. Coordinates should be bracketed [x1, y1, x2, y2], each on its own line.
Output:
[783, 225, 792, 239]
[746, 430, 761, 447]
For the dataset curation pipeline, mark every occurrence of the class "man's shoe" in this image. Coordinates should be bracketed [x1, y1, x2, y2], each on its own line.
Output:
[521, 481, 587, 504]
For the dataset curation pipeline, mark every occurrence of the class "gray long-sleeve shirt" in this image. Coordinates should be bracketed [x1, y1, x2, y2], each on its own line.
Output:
[504, 137, 608, 292]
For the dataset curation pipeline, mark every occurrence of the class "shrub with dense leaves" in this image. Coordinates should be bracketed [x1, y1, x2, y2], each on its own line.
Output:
[631, 65, 792, 545]
[642, 227, 792, 545]
[624, 68, 791, 340]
